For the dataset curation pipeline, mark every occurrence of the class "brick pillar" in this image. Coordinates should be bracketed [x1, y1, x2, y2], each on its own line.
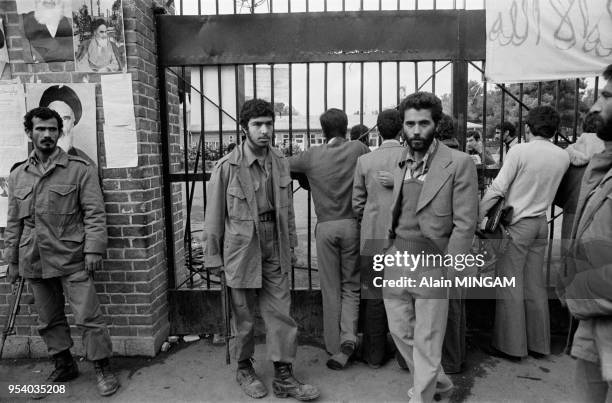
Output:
[0, 0, 178, 357]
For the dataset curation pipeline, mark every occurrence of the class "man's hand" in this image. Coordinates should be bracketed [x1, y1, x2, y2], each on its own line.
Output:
[85, 253, 103, 275]
[376, 171, 394, 188]
[208, 266, 223, 277]
[7, 262, 19, 284]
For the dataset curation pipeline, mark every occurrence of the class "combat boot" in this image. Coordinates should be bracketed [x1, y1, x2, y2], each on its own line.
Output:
[46, 350, 79, 382]
[272, 362, 320, 401]
[93, 358, 120, 396]
[236, 359, 268, 399]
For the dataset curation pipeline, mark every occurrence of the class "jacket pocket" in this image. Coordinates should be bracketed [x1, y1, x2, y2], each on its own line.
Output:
[431, 198, 452, 217]
[60, 229, 85, 264]
[48, 184, 78, 214]
[14, 185, 33, 219]
[227, 186, 252, 220]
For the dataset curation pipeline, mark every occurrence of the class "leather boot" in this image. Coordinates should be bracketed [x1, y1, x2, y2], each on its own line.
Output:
[93, 358, 120, 396]
[272, 362, 320, 401]
[236, 359, 268, 399]
[46, 350, 79, 382]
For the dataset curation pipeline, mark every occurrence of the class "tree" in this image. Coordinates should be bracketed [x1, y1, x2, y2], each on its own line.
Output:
[467, 79, 590, 139]
[274, 102, 285, 117]
[74, 5, 92, 41]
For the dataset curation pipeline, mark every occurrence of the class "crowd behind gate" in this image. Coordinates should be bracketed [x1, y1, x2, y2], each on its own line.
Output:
[4, 64, 612, 403]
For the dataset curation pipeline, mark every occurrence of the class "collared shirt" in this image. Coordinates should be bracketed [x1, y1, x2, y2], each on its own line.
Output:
[31, 148, 61, 176]
[480, 138, 570, 224]
[403, 139, 439, 181]
[243, 144, 274, 214]
[381, 139, 401, 146]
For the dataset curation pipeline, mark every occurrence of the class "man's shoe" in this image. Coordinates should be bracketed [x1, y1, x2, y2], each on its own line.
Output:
[32, 351, 79, 400]
[94, 359, 120, 397]
[47, 350, 79, 382]
[407, 381, 454, 401]
[273, 362, 320, 401]
[528, 350, 547, 359]
[236, 364, 268, 399]
[486, 345, 522, 362]
[395, 351, 409, 371]
[326, 341, 355, 370]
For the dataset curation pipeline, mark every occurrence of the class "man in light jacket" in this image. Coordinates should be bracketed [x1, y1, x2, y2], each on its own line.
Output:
[385, 92, 478, 402]
[203, 99, 319, 401]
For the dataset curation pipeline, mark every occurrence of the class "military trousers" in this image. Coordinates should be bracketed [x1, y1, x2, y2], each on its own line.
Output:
[29, 270, 112, 361]
[229, 220, 298, 363]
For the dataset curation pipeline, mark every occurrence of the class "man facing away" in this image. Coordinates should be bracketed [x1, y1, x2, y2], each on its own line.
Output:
[5, 107, 118, 396]
[352, 109, 404, 368]
[289, 108, 370, 370]
[480, 105, 570, 360]
[384, 92, 478, 402]
[203, 99, 319, 401]
[562, 64, 612, 403]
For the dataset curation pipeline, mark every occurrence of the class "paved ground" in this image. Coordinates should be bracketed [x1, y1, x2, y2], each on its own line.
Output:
[0, 333, 579, 403]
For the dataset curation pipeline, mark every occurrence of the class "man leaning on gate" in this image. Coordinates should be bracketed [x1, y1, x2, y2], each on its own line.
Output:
[5, 107, 119, 396]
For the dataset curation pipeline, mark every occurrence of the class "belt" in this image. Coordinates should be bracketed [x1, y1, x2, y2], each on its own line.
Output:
[259, 211, 275, 222]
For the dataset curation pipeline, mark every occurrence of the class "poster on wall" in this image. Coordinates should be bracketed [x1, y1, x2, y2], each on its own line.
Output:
[72, 0, 127, 73]
[16, 0, 75, 64]
[0, 83, 27, 227]
[0, 18, 9, 76]
[101, 73, 137, 168]
[485, 0, 612, 83]
[0, 83, 28, 176]
[26, 83, 98, 164]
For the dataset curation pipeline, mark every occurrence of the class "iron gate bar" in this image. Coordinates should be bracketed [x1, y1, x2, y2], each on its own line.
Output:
[156, 10, 485, 67]
[468, 62, 533, 112]
[360, 62, 364, 125]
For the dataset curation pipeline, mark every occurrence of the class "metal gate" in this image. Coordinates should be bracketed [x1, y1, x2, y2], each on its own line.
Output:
[155, 1, 600, 334]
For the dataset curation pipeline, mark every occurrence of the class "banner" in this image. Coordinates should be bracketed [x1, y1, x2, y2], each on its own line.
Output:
[485, 0, 612, 83]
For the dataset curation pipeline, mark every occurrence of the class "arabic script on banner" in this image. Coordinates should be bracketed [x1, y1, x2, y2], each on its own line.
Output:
[486, 0, 612, 83]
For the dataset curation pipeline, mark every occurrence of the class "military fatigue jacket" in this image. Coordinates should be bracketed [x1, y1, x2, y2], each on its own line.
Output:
[5, 149, 107, 278]
[203, 144, 297, 288]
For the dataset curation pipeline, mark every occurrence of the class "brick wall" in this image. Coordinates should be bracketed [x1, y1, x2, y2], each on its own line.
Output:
[0, 0, 182, 357]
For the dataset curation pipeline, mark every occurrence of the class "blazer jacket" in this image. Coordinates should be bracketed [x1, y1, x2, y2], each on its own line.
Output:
[352, 141, 405, 252]
[388, 142, 479, 259]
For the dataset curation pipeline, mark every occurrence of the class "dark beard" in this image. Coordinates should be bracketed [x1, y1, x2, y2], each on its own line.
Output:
[597, 119, 612, 142]
[587, 112, 612, 142]
[408, 136, 434, 152]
